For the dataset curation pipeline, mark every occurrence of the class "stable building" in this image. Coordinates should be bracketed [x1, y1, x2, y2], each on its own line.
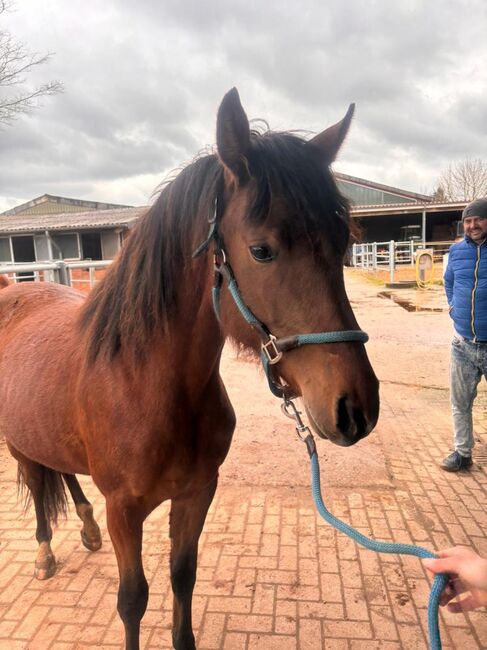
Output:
[0, 195, 144, 265]
[352, 201, 466, 244]
[333, 174, 465, 243]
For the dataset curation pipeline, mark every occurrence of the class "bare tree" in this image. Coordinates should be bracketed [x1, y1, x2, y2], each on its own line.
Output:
[0, 0, 63, 126]
[437, 158, 487, 201]
[431, 185, 447, 202]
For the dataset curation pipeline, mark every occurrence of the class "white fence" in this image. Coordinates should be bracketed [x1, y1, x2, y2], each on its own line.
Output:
[0, 259, 112, 290]
[351, 240, 451, 270]
[0, 243, 454, 288]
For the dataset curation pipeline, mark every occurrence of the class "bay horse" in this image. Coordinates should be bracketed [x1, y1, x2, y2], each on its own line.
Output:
[0, 88, 379, 649]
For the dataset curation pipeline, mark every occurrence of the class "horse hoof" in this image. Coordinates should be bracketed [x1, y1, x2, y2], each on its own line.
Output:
[34, 554, 56, 580]
[81, 530, 102, 552]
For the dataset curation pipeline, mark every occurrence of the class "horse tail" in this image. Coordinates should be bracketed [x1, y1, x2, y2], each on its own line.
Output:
[17, 464, 68, 526]
[0, 274, 9, 289]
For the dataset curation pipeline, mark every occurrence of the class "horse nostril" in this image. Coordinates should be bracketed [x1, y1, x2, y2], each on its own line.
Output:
[352, 406, 367, 439]
[337, 395, 351, 434]
[336, 395, 368, 440]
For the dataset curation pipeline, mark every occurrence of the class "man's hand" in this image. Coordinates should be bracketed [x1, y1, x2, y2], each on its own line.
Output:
[423, 546, 487, 612]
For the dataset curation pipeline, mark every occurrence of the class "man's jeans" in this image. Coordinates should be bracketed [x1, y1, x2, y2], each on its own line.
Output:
[450, 336, 487, 456]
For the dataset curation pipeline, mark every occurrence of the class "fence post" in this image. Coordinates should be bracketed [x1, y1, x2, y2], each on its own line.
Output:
[89, 266, 95, 288]
[372, 242, 377, 269]
[56, 261, 70, 286]
[410, 240, 414, 266]
[352, 243, 357, 267]
[389, 240, 395, 284]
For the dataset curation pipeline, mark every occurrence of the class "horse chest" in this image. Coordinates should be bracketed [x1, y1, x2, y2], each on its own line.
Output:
[152, 412, 236, 496]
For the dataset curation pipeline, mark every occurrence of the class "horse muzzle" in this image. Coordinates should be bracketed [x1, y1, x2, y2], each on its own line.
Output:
[305, 392, 379, 447]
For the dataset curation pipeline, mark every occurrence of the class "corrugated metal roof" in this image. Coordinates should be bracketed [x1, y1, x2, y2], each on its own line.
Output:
[0, 207, 146, 234]
[335, 172, 432, 202]
[337, 181, 417, 206]
[1, 194, 133, 216]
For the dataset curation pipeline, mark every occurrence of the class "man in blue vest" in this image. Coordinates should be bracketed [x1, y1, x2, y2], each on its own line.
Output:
[442, 198, 487, 471]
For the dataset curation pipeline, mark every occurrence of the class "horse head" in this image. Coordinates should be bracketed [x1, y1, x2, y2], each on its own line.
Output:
[214, 88, 379, 446]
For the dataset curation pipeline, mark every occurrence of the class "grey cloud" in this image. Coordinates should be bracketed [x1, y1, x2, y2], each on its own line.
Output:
[1, 0, 487, 208]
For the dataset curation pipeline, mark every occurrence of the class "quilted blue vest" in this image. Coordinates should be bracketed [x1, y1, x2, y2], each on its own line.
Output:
[444, 237, 487, 341]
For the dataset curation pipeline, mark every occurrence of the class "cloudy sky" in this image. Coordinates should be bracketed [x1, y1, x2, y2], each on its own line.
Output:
[1, 0, 486, 212]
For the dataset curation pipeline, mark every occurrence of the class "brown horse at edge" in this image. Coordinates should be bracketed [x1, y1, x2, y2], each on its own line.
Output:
[0, 89, 379, 649]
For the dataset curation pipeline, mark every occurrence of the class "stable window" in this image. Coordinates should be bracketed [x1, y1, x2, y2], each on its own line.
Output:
[0, 237, 12, 263]
[81, 232, 103, 260]
[51, 233, 80, 260]
[100, 230, 121, 259]
[12, 236, 35, 262]
[11, 236, 36, 282]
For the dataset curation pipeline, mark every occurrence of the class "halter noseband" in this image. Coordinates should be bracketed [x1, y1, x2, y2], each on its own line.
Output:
[193, 198, 368, 398]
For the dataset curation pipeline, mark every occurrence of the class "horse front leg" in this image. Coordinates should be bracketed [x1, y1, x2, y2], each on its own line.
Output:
[169, 477, 218, 650]
[106, 496, 149, 650]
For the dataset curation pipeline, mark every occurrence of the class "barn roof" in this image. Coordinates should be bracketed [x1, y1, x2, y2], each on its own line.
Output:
[335, 172, 432, 203]
[0, 207, 145, 234]
[0, 194, 132, 217]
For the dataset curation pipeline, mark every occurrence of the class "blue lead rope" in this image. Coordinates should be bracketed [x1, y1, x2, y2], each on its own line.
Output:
[200, 231, 449, 649]
[306, 441, 449, 649]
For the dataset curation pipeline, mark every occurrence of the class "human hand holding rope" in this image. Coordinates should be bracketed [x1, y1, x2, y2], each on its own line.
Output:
[423, 546, 487, 612]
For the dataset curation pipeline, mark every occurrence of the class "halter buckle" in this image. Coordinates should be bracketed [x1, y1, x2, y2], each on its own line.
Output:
[262, 335, 283, 365]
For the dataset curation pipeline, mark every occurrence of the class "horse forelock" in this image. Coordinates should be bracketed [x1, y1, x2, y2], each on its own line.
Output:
[80, 129, 350, 362]
[246, 129, 351, 255]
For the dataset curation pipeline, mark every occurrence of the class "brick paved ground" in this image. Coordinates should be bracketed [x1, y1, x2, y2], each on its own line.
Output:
[1, 271, 486, 649]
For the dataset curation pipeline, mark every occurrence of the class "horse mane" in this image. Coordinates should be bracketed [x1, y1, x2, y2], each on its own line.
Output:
[79, 154, 222, 362]
[80, 128, 351, 362]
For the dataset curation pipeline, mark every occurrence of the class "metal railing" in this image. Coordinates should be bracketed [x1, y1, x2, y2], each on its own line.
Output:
[0, 259, 112, 289]
[0, 242, 455, 287]
[351, 240, 452, 269]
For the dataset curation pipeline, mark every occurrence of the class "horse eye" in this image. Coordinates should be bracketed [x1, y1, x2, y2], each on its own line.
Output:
[249, 245, 275, 263]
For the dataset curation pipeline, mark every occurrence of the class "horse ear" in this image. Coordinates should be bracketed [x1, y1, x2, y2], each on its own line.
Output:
[307, 103, 355, 164]
[216, 88, 251, 184]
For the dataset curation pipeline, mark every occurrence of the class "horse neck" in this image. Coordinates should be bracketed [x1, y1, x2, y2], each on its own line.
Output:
[152, 253, 225, 396]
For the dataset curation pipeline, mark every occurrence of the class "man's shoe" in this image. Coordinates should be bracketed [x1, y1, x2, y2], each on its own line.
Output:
[441, 451, 473, 472]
